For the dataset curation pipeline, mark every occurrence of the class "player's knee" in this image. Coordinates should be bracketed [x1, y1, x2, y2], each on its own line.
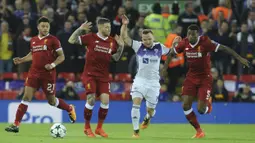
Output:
[48, 100, 56, 106]
[198, 107, 206, 115]
[147, 108, 155, 116]
[87, 93, 96, 105]
[101, 100, 109, 106]
[182, 103, 192, 111]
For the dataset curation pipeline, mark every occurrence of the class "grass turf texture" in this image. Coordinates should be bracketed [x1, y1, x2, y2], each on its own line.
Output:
[0, 123, 254, 143]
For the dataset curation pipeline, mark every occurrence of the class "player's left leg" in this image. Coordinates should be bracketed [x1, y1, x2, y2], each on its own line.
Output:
[141, 86, 159, 129]
[197, 77, 213, 115]
[42, 80, 76, 123]
[95, 82, 110, 138]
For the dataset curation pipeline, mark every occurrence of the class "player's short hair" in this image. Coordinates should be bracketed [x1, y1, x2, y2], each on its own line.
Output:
[97, 18, 111, 25]
[142, 29, 153, 34]
[187, 24, 199, 31]
[37, 16, 50, 25]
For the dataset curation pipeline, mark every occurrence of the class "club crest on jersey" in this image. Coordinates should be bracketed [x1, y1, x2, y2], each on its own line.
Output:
[44, 39, 48, 44]
[87, 83, 91, 89]
[197, 46, 202, 57]
[154, 49, 158, 53]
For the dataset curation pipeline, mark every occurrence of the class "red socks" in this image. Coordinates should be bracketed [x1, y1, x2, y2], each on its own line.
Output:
[184, 108, 201, 131]
[84, 103, 94, 129]
[56, 98, 72, 112]
[84, 103, 109, 129]
[14, 102, 28, 126]
[97, 107, 108, 129]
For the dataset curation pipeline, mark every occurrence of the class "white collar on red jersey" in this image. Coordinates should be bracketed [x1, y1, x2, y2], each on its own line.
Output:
[189, 36, 201, 48]
[38, 33, 49, 40]
[97, 32, 108, 41]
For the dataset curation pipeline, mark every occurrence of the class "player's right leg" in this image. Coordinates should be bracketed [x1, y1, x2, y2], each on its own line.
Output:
[131, 96, 142, 138]
[5, 86, 36, 133]
[182, 78, 205, 138]
[82, 76, 97, 138]
[130, 82, 146, 138]
[182, 95, 204, 138]
[84, 93, 96, 137]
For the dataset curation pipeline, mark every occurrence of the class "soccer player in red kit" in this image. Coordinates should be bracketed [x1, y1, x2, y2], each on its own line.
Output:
[68, 18, 124, 138]
[162, 24, 249, 138]
[5, 17, 77, 133]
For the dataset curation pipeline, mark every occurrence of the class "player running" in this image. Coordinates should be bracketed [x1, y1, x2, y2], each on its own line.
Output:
[162, 24, 249, 138]
[120, 15, 180, 138]
[5, 17, 77, 133]
[68, 18, 124, 138]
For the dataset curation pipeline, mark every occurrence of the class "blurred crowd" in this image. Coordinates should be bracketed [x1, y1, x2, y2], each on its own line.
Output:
[0, 0, 255, 102]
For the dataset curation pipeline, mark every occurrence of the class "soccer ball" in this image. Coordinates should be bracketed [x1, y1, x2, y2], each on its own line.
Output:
[50, 123, 67, 138]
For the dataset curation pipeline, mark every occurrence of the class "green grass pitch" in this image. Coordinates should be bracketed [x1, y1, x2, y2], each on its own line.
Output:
[0, 123, 254, 143]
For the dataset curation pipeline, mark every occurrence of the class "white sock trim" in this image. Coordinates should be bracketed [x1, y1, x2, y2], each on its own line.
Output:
[54, 98, 59, 107]
[184, 108, 193, 115]
[21, 100, 29, 105]
[131, 107, 140, 130]
[100, 103, 109, 109]
[146, 110, 156, 119]
[204, 106, 209, 114]
[85, 103, 94, 110]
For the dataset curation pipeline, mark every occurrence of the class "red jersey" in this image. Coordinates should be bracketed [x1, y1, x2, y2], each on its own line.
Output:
[79, 33, 117, 81]
[30, 34, 62, 74]
[174, 36, 220, 77]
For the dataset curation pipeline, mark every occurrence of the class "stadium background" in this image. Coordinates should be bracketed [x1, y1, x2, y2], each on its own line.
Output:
[0, 0, 255, 125]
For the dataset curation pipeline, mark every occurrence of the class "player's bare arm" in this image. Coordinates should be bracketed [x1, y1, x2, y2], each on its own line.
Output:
[120, 15, 132, 47]
[161, 37, 182, 82]
[44, 49, 65, 70]
[68, 21, 92, 45]
[13, 52, 32, 65]
[111, 35, 125, 61]
[218, 45, 250, 68]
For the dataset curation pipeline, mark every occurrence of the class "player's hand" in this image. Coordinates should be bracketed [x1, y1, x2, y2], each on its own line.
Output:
[80, 21, 92, 32]
[122, 15, 129, 25]
[172, 36, 182, 47]
[13, 57, 23, 65]
[161, 69, 169, 83]
[239, 57, 250, 68]
[115, 35, 124, 47]
[44, 64, 54, 70]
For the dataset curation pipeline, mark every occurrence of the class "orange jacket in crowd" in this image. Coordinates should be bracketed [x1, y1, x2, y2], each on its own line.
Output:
[212, 6, 232, 21]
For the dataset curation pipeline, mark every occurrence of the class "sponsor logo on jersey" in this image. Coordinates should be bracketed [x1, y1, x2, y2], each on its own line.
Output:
[94, 45, 110, 53]
[186, 52, 202, 58]
[142, 58, 158, 64]
[143, 58, 149, 64]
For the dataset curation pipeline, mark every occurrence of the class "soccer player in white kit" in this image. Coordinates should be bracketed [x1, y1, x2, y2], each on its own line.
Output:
[120, 15, 180, 138]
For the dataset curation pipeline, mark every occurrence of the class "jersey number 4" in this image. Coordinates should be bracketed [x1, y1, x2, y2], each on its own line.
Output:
[47, 83, 55, 93]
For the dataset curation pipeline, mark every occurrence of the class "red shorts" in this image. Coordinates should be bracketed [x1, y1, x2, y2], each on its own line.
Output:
[25, 72, 56, 95]
[182, 75, 213, 101]
[82, 75, 110, 96]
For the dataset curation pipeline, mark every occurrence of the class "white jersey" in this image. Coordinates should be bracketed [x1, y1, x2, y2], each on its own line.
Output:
[132, 40, 170, 82]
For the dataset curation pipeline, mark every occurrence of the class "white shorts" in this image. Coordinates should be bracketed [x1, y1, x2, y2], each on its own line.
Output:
[130, 79, 160, 109]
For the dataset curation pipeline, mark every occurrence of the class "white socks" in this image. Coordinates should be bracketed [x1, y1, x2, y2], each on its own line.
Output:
[54, 98, 59, 107]
[85, 102, 94, 110]
[131, 104, 140, 130]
